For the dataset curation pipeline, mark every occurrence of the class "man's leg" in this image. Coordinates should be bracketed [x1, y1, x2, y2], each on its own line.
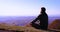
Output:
[31, 22, 41, 29]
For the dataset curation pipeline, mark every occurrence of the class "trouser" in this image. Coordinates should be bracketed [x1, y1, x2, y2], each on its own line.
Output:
[31, 23, 48, 30]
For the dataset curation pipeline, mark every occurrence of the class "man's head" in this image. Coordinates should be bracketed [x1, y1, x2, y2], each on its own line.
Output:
[41, 7, 46, 13]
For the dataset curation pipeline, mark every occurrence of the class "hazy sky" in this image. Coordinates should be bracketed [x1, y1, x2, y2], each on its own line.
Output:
[0, 0, 60, 16]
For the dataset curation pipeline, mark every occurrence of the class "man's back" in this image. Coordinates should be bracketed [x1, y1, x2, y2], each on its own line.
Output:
[39, 12, 48, 30]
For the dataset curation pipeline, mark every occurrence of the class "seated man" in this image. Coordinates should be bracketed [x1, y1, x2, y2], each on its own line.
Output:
[31, 7, 48, 30]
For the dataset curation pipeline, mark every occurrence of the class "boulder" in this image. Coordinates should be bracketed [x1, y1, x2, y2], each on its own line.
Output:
[48, 19, 60, 29]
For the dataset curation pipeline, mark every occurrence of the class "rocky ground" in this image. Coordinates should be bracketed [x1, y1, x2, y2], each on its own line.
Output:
[0, 23, 50, 32]
[0, 19, 60, 32]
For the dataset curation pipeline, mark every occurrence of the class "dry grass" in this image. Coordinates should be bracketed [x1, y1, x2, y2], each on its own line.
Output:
[0, 23, 49, 32]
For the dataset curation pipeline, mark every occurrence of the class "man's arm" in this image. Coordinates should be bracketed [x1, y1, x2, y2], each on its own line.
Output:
[31, 15, 40, 23]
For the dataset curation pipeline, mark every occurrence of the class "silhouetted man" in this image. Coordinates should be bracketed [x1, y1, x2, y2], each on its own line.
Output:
[31, 7, 48, 30]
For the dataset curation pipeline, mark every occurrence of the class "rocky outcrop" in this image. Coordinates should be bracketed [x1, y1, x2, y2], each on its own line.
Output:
[48, 19, 60, 29]
[0, 23, 49, 32]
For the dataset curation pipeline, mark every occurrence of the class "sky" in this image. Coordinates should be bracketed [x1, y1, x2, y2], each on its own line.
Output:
[0, 0, 60, 16]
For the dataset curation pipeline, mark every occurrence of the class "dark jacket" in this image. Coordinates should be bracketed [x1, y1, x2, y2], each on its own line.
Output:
[31, 12, 48, 30]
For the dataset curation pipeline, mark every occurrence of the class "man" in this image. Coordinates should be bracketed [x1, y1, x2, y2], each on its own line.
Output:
[31, 7, 48, 30]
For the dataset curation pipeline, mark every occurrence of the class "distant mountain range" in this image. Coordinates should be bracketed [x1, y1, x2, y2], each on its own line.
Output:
[0, 16, 60, 26]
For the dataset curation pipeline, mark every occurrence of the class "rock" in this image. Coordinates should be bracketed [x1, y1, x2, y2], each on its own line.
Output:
[48, 19, 60, 29]
[0, 23, 49, 32]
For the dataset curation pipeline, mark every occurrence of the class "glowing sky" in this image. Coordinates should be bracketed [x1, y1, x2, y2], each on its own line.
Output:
[0, 0, 60, 16]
